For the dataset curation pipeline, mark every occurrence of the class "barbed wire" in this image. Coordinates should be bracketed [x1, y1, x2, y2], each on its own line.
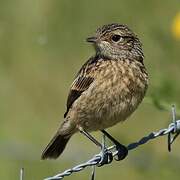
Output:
[20, 168, 24, 180]
[44, 105, 180, 180]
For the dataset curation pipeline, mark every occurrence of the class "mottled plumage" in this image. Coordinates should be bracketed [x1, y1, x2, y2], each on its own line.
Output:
[41, 23, 148, 159]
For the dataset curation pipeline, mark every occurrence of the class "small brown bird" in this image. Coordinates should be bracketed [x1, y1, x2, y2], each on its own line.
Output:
[41, 23, 148, 160]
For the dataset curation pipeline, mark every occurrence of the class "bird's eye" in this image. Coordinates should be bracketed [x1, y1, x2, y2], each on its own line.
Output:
[111, 34, 121, 42]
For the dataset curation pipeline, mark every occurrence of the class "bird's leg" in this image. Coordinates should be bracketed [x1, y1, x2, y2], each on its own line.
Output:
[101, 130, 128, 161]
[79, 127, 112, 166]
[79, 128, 102, 148]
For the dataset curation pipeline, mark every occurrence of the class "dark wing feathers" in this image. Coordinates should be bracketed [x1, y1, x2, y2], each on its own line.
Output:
[64, 56, 100, 118]
[64, 76, 94, 118]
[71, 76, 94, 91]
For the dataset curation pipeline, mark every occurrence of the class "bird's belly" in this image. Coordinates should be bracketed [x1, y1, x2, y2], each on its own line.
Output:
[83, 89, 141, 131]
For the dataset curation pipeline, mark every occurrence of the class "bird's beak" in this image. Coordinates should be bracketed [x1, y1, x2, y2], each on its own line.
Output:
[86, 36, 97, 43]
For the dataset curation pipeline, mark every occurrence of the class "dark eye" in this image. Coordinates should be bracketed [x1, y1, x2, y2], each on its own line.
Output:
[111, 34, 121, 42]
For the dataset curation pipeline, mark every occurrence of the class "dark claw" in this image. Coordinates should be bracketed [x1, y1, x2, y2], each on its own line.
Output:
[114, 144, 128, 161]
[98, 149, 113, 167]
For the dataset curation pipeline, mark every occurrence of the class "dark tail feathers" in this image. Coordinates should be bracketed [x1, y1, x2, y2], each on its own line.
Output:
[41, 132, 71, 160]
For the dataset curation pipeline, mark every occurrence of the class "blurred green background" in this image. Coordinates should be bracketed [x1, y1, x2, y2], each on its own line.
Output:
[0, 0, 180, 179]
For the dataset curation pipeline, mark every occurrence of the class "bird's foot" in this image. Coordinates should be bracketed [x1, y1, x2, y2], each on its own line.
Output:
[97, 147, 113, 167]
[97, 133, 113, 166]
[101, 130, 128, 161]
[114, 142, 128, 161]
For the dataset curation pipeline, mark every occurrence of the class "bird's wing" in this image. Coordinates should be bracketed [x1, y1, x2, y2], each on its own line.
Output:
[64, 56, 101, 118]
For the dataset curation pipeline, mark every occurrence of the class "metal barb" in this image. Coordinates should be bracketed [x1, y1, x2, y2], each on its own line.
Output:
[20, 168, 24, 180]
[168, 132, 172, 152]
[44, 107, 180, 180]
[168, 105, 180, 152]
[172, 105, 177, 132]
[91, 166, 96, 180]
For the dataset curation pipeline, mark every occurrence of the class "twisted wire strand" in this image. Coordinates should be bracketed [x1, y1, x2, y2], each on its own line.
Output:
[44, 119, 180, 180]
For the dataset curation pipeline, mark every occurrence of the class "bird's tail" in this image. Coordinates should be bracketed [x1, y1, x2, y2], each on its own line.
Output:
[41, 131, 72, 160]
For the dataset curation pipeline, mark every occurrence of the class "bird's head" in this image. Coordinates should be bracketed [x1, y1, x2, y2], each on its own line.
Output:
[87, 23, 144, 62]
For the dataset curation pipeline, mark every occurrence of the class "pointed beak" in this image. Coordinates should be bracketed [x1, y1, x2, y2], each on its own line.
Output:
[86, 36, 97, 43]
